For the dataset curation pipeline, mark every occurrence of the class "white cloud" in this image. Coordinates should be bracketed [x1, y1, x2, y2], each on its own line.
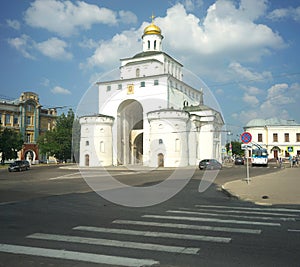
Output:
[7, 34, 35, 59]
[6, 19, 21, 30]
[24, 0, 118, 37]
[83, 1, 285, 77]
[243, 93, 259, 106]
[181, 0, 204, 12]
[229, 62, 272, 81]
[35, 37, 73, 60]
[51, 86, 71, 95]
[268, 6, 300, 22]
[118, 10, 138, 24]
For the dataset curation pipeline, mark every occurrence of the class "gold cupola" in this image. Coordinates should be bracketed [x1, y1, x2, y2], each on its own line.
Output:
[143, 14, 162, 36]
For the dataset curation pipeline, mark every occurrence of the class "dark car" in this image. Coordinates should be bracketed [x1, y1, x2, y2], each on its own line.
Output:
[234, 157, 245, 165]
[199, 159, 222, 170]
[8, 160, 30, 172]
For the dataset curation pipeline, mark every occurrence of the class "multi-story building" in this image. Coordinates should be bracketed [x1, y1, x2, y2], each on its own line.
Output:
[0, 92, 57, 163]
[244, 118, 300, 159]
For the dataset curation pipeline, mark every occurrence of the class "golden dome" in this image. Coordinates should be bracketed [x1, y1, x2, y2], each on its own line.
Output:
[143, 23, 161, 35]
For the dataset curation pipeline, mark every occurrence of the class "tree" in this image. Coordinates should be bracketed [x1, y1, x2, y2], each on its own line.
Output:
[38, 109, 75, 162]
[0, 128, 24, 165]
[226, 141, 244, 156]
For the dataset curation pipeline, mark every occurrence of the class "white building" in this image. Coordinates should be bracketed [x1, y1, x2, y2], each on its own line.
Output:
[79, 20, 224, 167]
[244, 118, 300, 159]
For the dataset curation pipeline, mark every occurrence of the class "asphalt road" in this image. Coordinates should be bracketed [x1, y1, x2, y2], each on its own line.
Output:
[0, 164, 299, 267]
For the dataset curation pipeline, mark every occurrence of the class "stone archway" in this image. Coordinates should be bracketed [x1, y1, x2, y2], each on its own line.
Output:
[117, 100, 143, 165]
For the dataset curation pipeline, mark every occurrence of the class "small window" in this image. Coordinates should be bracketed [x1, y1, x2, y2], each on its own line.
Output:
[106, 85, 111, 91]
[159, 139, 163, 144]
[26, 116, 31, 125]
[26, 133, 31, 143]
[154, 80, 159, 86]
[5, 114, 11, 124]
[14, 115, 18, 125]
[136, 68, 140, 77]
[258, 133, 263, 142]
[297, 133, 300, 142]
[147, 40, 150, 49]
[118, 84, 122, 90]
[284, 133, 289, 142]
[85, 141, 89, 146]
[140, 81, 145, 87]
[154, 40, 157, 50]
[273, 133, 278, 142]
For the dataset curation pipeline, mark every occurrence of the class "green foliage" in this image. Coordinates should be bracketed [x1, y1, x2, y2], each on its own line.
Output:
[38, 109, 77, 162]
[0, 128, 24, 164]
[226, 141, 244, 156]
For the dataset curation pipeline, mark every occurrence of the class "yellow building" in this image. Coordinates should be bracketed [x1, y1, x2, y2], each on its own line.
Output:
[0, 92, 57, 163]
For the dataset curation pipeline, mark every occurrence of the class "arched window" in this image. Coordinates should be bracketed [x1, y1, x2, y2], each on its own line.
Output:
[147, 40, 150, 49]
[85, 154, 89, 166]
[154, 40, 157, 50]
[136, 68, 140, 77]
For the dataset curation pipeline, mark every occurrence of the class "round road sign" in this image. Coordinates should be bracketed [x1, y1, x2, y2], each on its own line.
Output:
[241, 132, 252, 144]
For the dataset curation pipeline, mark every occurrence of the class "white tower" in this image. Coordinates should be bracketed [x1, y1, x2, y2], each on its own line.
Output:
[142, 16, 163, 52]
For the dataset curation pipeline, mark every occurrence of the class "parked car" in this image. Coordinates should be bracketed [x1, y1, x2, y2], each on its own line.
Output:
[234, 157, 245, 165]
[199, 159, 222, 170]
[8, 160, 30, 172]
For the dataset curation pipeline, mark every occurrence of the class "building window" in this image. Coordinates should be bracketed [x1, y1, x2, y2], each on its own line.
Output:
[273, 133, 278, 142]
[118, 84, 122, 90]
[85, 141, 89, 146]
[159, 139, 163, 144]
[154, 79, 159, 86]
[26, 134, 31, 143]
[258, 133, 263, 142]
[284, 133, 289, 142]
[26, 116, 31, 125]
[5, 114, 10, 124]
[297, 133, 300, 142]
[154, 40, 157, 50]
[106, 85, 111, 92]
[136, 68, 140, 77]
[140, 81, 145, 87]
[0, 113, 2, 125]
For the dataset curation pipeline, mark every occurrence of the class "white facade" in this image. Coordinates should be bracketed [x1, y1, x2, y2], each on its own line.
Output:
[79, 21, 224, 167]
[244, 118, 300, 159]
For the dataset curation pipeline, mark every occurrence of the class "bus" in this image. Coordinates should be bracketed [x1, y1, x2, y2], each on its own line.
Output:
[251, 148, 268, 167]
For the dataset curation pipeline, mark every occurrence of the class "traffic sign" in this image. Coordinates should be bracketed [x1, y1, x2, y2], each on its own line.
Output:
[241, 132, 252, 144]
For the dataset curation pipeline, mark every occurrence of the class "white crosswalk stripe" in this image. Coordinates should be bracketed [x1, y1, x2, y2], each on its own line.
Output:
[27, 233, 200, 255]
[0, 243, 159, 267]
[73, 225, 231, 243]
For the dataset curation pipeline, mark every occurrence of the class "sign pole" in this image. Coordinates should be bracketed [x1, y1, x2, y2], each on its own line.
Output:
[240, 132, 252, 184]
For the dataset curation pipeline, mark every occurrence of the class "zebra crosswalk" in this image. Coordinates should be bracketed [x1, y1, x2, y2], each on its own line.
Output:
[0, 204, 299, 266]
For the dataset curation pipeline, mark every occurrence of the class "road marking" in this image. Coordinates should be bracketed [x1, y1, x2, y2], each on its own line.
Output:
[27, 233, 200, 255]
[195, 205, 300, 213]
[0, 243, 159, 267]
[49, 171, 137, 180]
[180, 207, 298, 217]
[73, 225, 231, 243]
[142, 215, 281, 227]
[113, 219, 262, 234]
[167, 210, 295, 222]
[287, 229, 300, 233]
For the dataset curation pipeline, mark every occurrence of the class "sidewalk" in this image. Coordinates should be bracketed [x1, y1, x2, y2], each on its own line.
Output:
[222, 167, 300, 206]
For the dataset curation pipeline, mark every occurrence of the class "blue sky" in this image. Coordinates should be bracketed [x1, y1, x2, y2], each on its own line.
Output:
[1, 0, 299, 137]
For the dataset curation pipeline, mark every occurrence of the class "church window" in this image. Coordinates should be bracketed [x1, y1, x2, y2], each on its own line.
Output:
[159, 139, 163, 144]
[85, 141, 89, 146]
[154, 79, 159, 86]
[106, 85, 111, 91]
[136, 68, 140, 77]
[118, 84, 122, 90]
[140, 81, 145, 87]
[100, 141, 105, 152]
[175, 138, 180, 152]
[154, 40, 157, 50]
[147, 40, 150, 49]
